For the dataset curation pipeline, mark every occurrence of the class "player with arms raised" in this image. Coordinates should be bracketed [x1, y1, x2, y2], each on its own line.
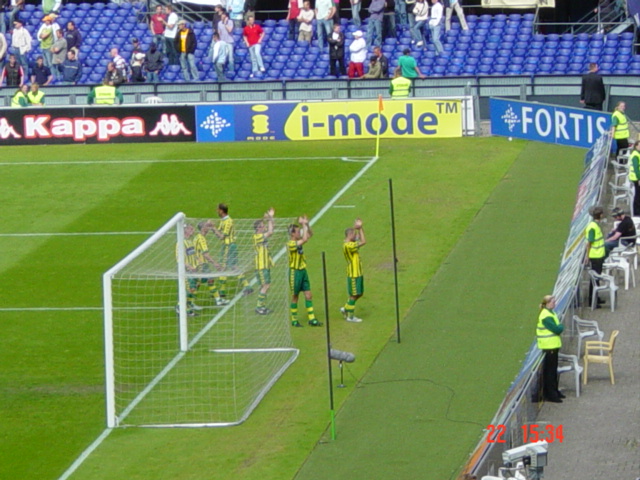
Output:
[253, 207, 275, 315]
[341, 218, 366, 322]
[287, 215, 321, 327]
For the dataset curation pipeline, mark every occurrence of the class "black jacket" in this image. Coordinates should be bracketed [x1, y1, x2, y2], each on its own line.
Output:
[174, 28, 196, 54]
[327, 31, 344, 60]
[580, 72, 606, 105]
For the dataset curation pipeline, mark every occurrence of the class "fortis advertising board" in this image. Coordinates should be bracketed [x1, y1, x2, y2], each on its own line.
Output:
[195, 99, 463, 142]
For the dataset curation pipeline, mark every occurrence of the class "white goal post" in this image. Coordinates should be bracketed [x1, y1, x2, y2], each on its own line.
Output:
[103, 212, 298, 428]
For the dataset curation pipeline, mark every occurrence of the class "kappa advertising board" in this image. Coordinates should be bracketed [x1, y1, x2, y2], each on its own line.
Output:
[490, 98, 610, 148]
[195, 100, 463, 142]
[0, 106, 195, 145]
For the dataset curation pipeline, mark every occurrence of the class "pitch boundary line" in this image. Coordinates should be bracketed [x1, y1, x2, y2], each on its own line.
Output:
[0, 156, 372, 167]
[0, 232, 154, 238]
[56, 155, 379, 480]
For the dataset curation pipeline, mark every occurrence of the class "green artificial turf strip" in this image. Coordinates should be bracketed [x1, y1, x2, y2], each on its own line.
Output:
[294, 141, 586, 480]
[0, 137, 564, 480]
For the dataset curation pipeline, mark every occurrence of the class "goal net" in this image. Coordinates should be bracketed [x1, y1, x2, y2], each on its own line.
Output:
[104, 212, 298, 427]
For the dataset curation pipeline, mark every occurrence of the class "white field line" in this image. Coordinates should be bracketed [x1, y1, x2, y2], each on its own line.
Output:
[56, 155, 379, 480]
[0, 156, 372, 167]
[0, 232, 154, 237]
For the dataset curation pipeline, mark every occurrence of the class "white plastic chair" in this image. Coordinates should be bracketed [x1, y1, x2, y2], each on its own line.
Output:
[612, 236, 639, 270]
[610, 157, 629, 184]
[572, 315, 604, 357]
[609, 181, 633, 210]
[588, 270, 618, 311]
[558, 353, 583, 397]
[604, 255, 635, 290]
[144, 96, 163, 104]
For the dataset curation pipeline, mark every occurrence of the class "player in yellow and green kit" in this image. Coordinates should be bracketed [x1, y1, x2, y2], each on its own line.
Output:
[175, 223, 200, 317]
[340, 218, 366, 323]
[194, 221, 229, 307]
[209, 203, 253, 298]
[287, 215, 321, 327]
[253, 207, 275, 315]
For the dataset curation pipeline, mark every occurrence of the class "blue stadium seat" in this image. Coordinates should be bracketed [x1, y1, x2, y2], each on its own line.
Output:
[466, 57, 479, 66]
[495, 57, 509, 65]
[602, 54, 615, 63]
[447, 65, 462, 75]
[504, 27, 518, 36]
[537, 63, 552, 73]
[603, 47, 617, 55]
[463, 65, 476, 74]
[513, 48, 527, 57]
[507, 65, 522, 74]
[468, 50, 481, 58]
[508, 13, 522, 22]
[558, 48, 572, 56]
[478, 64, 491, 74]
[523, 63, 536, 73]
[511, 56, 524, 65]
[493, 64, 507, 74]
[559, 40, 573, 49]
[621, 32, 634, 41]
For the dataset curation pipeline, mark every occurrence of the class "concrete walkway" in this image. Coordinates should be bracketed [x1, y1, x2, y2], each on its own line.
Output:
[536, 272, 640, 479]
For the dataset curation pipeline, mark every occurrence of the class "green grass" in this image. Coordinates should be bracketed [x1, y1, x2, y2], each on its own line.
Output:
[0, 138, 585, 480]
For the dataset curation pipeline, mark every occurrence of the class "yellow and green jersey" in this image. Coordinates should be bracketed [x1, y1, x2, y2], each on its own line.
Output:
[176, 238, 199, 270]
[254, 233, 273, 270]
[344, 241, 362, 277]
[287, 240, 306, 270]
[218, 216, 235, 245]
[193, 233, 210, 266]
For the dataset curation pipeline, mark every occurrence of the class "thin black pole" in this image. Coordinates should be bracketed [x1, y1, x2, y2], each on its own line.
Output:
[321, 251, 336, 440]
[389, 178, 401, 343]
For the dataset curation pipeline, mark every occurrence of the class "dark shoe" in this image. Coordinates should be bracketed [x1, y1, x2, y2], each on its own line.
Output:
[558, 391, 566, 399]
[255, 307, 271, 315]
[242, 287, 254, 296]
[545, 397, 563, 403]
[291, 320, 303, 327]
[308, 319, 323, 327]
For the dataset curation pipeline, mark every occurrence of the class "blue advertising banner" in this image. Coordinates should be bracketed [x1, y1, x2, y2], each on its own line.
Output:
[489, 98, 610, 148]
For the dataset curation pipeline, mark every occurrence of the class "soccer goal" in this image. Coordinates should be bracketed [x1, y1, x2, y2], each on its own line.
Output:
[103, 212, 298, 427]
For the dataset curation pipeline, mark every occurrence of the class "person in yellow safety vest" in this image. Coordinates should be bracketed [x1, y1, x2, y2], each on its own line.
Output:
[585, 205, 607, 307]
[610, 101, 629, 155]
[27, 83, 45, 106]
[389, 67, 411, 99]
[87, 79, 124, 105]
[11, 84, 29, 108]
[536, 295, 564, 403]
[629, 139, 640, 216]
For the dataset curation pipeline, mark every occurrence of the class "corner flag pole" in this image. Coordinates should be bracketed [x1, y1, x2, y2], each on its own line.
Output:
[389, 178, 401, 343]
[321, 251, 336, 440]
[375, 95, 384, 157]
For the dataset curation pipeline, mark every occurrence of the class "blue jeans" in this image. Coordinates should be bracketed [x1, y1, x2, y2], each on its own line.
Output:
[383, 13, 396, 40]
[152, 34, 164, 52]
[288, 19, 298, 40]
[165, 37, 178, 65]
[249, 44, 264, 72]
[180, 52, 199, 81]
[395, 0, 407, 26]
[146, 71, 159, 83]
[429, 23, 443, 54]
[215, 62, 226, 81]
[13, 49, 28, 79]
[225, 42, 235, 73]
[351, 1, 361, 27]
[366, 18, 382, 47]
[42, 50, 53, 70]
[411, 20, 426, 44]
[316, 18, 332, 50]
[0, 11, 5, 34]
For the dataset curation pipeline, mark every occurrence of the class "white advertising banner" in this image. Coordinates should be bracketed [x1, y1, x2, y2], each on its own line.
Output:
[481, 0, 555, 8]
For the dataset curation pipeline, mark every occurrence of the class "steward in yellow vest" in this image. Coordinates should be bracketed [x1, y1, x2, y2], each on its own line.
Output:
[610, 101, 629, 152]
[87, 80, 124, 105]
[536, 295, 564, 403]
[11, 86, 29, 108]
[630, 143, 640, 216]
[27, 84, 45, 106]
[389, 68, 412, 99]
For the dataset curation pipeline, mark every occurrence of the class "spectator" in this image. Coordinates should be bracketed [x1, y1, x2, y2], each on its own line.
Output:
[361, 55, 382, 78]
[536, 295, 564, 403]
[149, 5, 166, 52]
[428, 0, 444, 56]
[398, 48, 424, 78]
[87, 78, 124, 105]
[11, 83, 28, 107]
[218, 10, 235, 74]
[406, 0, 416, 32]
[389, 67, 411, 97]
[163, 3, 179, 65]
[175, 20, 199, 81]
[383, 0, 396, 41]
[0, 0, 6, 35]
[144, 43, 163, 83]
[287, 0, 303, 41]
[130, 37, 145, 82]
[0, 31, 6, 69]
[580, 63, 606, 111]
[315, 0, 335, 50]
[61, 49, 81, 84]
[11, 19, 31, 78]
[30, 55, 52, 85]
[110, 47, 128, 81]
[50, 28, 66, 81]
[605, 207, 636, 252]
[228, 0, 245, 28]
[104, 61, 124, 86]
[243, 16, 265, 78]
[396, 0, 408, 28]
[411, 0, 428, 47]
[1, 53, 23, 86]
[9, 0, 24, 29]
[297, 1, 314, 43]
[27, 82, 45, 105]
[327, 23, 345, 77]
[366, 0, 384, 47]
[332, 0, 340, 23]
[42, 0, 61, 15]
[244, 0, 256, 21]
[37, 15, 56, 69]
[373, 46, 389, 77]
[586, 205, 606, 304]
[350, 0, 361, 27]
[443, 0, 467, 31]
[211, 32, 227, 81]
[212, 4, 224, 30]
[348, 29, 366, 78]
[64, 21, 81, 57]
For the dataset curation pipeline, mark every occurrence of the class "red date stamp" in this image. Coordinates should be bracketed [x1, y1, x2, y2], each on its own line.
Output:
[487, 424, 564, 443]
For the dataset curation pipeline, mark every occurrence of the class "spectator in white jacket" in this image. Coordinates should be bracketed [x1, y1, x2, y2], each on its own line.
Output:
[347, 29, 366, 78]
[428, 0, 444, 55]
[11, 18, 31, 78]
[411, 0, 428, 47]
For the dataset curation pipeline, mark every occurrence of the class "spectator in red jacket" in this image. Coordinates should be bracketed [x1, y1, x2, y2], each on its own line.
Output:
[243, 16, 265, 78]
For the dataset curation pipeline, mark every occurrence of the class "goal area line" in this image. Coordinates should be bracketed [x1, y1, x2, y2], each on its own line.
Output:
[57, 154, 379, 480]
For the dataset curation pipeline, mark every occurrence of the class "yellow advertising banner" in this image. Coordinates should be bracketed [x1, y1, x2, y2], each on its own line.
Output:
[282, 99, 462, 140]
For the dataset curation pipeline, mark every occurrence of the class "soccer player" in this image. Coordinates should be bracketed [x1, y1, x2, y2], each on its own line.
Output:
[209, 203, 253, 297]
[194, 221, 229, 307]
[253, 208, 275, 315]
[287, 215, 321, 327]
[175, 223, 200, 317]
[341, 218, 366, 322]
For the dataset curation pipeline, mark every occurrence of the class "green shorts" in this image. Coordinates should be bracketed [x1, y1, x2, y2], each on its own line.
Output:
[186, 277, 199, 292]
[255, 269, 271, 286]
[220, 243, 238, 269]
[347, 276, 364, 297]
[289, 268, 311, 296]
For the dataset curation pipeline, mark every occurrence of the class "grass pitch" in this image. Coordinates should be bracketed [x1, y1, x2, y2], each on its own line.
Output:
[0, 138, 585, 480]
